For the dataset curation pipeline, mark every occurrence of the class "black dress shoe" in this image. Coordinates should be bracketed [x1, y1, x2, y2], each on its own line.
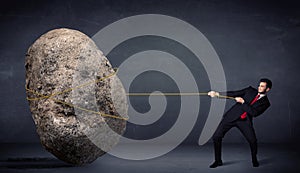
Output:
[252, 160, 259, 167]
[209, 161, 223, 168]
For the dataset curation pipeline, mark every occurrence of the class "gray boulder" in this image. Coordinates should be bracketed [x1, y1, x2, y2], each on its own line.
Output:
[25, 28, 128, 165]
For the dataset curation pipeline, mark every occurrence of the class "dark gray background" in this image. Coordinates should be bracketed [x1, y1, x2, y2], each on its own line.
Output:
[0, 0, 299, 145]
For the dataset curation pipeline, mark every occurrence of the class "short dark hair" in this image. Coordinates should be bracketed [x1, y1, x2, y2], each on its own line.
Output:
[260, 78, 272, 89]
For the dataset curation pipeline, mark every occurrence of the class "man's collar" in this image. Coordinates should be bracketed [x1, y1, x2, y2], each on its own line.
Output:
[258, 93, 266, 99]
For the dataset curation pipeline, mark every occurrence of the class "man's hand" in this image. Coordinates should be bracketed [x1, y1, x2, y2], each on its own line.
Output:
[208, 91, 220, 98]
[235, 97, 245, 104]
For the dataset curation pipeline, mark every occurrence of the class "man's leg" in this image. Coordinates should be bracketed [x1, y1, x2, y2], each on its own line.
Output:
[210, 120, 234, 168]
[236, 120, 259, 167]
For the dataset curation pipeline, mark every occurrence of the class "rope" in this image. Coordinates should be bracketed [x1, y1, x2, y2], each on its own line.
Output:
[26, 68, 119, 101]
[26, 68, 128, 120]
[26, 68, 235, 121]
[126, 92, 235, 99]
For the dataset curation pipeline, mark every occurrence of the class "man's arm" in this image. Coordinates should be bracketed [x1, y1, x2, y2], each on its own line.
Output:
[241, 101, 270, 117]
[222, 86, 251, 98]
[208, 86, 250, 98]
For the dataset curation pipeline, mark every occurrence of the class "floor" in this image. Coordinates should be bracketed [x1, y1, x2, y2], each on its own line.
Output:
[0, 143, 299, 173]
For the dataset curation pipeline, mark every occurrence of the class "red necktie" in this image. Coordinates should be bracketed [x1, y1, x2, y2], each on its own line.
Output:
[240, 94, 260, 119]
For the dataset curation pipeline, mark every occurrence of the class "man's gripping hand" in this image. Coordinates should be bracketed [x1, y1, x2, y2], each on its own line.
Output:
[208, 91, 220, 98]
[235, 97, 245, 104]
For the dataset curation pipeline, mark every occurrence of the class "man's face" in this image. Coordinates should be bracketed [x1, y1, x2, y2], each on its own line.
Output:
[258, 82, 270, 94]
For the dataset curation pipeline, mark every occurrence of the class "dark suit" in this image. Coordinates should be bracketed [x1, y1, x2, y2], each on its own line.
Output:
[212, 86, 270, 162]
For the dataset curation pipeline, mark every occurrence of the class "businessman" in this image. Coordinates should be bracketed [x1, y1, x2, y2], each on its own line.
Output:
[208, 78, 272, 168]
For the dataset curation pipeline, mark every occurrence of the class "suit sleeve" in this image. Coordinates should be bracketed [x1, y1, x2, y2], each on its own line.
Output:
[241, 101, 270, 117]
[219, 86, 251, 98]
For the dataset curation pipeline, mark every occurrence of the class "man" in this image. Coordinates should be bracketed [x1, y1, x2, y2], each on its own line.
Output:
[208, 78, 272, 168]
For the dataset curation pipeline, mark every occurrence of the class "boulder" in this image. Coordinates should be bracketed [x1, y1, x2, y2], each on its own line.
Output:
[25, 28, 127, 165]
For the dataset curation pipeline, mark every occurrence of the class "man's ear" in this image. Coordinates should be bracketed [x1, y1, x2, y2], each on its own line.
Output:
[266, 88, 270, 92]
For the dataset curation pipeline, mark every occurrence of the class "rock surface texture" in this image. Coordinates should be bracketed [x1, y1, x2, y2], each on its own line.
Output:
[25, 28, 127, 165]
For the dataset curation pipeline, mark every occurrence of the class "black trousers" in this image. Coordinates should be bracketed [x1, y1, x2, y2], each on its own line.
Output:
[212, 118, 258, 162]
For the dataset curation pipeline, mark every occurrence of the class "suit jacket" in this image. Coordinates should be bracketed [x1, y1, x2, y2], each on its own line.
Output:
[221, 86, 271, 122]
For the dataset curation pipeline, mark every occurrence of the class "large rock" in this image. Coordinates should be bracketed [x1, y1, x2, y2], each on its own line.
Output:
[25, 28, 128, 165]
